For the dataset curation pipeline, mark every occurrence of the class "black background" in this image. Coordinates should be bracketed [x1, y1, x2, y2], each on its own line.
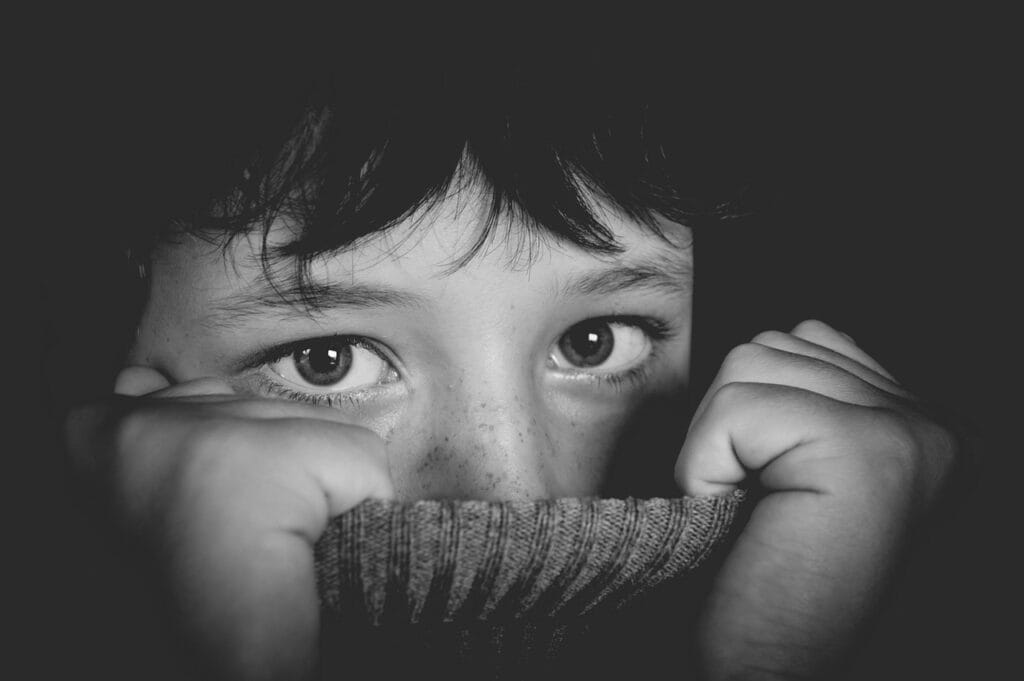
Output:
[27, 10, 1016, 679]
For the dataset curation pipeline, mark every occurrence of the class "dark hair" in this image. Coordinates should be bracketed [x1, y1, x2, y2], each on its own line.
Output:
[120, 41, 755, 297]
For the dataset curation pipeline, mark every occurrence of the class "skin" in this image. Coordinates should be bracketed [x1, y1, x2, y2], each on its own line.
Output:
[128, 196, 695, 500]
[66, 191, 958, 680]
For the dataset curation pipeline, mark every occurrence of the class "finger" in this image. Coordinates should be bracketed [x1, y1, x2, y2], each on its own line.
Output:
[109, 410, 393, 535]
[751, 329, 911, 399]
[170, 394, 388, 428]
[68, 394, 381, 495]
[123, 373, 375, 429]
[790, 319, 898, 382]
[687, 342, 895, 435]
[677, 381, 903, 497]
[139, 419, 393, 679]
[245, 418, 395, 534]
[114, 364, 237, 399]
[148, 377, 237, 398]
[114, 366, 172, 396]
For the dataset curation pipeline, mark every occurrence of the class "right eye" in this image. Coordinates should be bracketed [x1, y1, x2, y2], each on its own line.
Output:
[266, 336, 399, 396]
[549, 319, 654, 375]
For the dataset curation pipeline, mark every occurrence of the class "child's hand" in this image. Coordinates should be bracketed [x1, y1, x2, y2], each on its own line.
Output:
[677, 320, 958, 679]
[65, 367, 393, 681]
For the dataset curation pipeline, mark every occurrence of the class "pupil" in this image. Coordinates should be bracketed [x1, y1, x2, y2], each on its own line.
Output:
[560, 322, 614, 367]
[295, 340, 353, 386]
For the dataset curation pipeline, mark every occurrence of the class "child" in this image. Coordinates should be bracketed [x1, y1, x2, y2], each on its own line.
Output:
[61, 39, 960, 680]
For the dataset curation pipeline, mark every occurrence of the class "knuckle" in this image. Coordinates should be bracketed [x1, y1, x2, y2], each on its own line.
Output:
[806, 407, 919, 500]
[721, 342, 771, 375]
[709, 381, 764, 411]
[792, 318, 836, 338]
[750, 329, 790, 347]
[833, 405, 957, 505]
[856, 407, 923, 480]
[861, 407, 918, 451]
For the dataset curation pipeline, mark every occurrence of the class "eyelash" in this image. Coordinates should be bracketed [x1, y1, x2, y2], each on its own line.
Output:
[243, 336, 398, 408]
[243, 315, 673, 405]
[558, 315, 670, 392]
[605, 315, 671, 339]
[588, 364, 651, 392]
[248, 371, 371, 408]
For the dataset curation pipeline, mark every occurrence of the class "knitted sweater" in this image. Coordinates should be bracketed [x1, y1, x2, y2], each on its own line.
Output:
[314, 493, 745, 679]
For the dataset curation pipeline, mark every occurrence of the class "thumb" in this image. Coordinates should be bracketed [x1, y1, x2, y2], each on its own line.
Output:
[114, 366, 236, 398]
[676, 382, 884, 496]
[114, 365, 172, 395]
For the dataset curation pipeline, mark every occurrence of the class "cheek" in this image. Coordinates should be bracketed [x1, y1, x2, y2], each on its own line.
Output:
[547, 392, 688, 498]
[544, 408, 632, 496]
[320, 397, 407, 445]
[366, 382, 691, 501]
[599, 391, 691, 498]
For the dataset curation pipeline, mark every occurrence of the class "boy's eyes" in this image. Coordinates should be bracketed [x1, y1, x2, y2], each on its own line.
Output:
[253, 317, 665, 406]
[266, 338, 399, 397]
[549, 320, 652, 374]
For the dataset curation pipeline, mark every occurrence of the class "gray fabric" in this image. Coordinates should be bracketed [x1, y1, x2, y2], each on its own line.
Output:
[314, 493, 744, 626]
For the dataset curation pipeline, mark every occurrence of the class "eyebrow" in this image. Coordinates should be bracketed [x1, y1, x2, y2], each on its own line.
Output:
[560, 253, 692, 298]
[204, 250, 691, 328]
[204, 282, 428, 328]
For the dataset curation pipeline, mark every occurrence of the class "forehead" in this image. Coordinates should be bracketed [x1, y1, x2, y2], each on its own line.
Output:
[156, 194, 693, 300]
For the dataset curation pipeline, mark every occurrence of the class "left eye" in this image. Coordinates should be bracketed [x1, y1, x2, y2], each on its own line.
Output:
[549, 320, 652, 374]
[268, 337, 397, 394]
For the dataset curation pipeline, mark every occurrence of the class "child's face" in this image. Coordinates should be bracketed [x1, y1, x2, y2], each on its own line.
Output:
[129, 193, 694, 500]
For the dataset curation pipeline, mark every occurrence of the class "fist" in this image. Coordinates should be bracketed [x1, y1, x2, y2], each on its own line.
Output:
[65, 369, 393, 681]
[676, 320, 958, 679]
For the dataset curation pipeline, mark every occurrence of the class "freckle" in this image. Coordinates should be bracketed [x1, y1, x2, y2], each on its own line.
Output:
[488, 424, 494, 432]
[416, 445, 444, 475]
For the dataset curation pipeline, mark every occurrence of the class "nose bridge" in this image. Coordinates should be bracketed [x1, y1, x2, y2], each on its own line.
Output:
[424, 357, 553, 501]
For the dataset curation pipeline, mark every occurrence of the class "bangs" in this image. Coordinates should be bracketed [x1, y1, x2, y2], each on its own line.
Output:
[132, 44, 751, 294]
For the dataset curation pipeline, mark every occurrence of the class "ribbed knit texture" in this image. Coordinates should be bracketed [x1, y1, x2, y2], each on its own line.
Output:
[314, 493, 744, 678]
[315, 493, 743, 624]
